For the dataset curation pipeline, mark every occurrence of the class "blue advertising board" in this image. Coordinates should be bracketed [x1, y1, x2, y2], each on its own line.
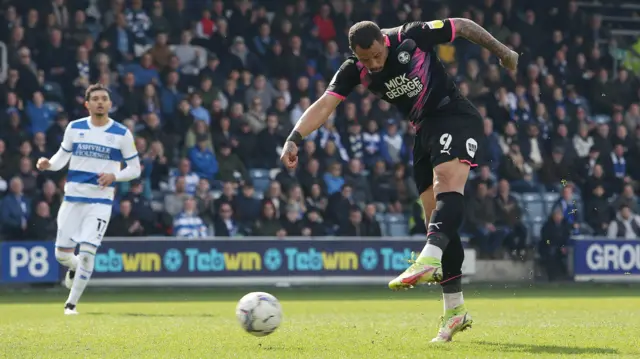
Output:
[572, 238, 640, 282]
[93, 239, 416, 277]
[1, 242, 59, 283]
[0, 238, 476, 286]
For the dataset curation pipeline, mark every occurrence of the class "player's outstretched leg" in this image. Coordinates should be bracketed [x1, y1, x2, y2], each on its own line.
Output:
[55, 248, 79, 290]
[64, 243, 97, 315]
[389, 160, 468, 290]
[389, 193, 464, 289]
[432, 234, 472, 342]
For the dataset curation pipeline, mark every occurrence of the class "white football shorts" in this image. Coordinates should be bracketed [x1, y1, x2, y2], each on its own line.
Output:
[55, 201, 112, 249]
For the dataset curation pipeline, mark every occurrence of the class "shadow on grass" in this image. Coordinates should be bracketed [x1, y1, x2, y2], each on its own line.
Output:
[84, 312, 216, 318]
[472, 341, 619, 355]
[1, 283, 640, 304]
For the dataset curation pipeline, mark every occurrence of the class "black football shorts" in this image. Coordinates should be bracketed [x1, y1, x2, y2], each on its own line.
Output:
[412, 94, 483, 193]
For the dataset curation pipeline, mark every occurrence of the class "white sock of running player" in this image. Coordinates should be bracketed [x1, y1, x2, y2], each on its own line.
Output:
[55, 250, 79, 271]
[443, 292, 464, 311]
[67, 247, 95, 306]
[420, 244, 443, 260]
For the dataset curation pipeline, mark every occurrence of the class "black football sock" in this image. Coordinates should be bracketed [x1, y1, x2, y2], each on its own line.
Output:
[420, 192, 465, 261]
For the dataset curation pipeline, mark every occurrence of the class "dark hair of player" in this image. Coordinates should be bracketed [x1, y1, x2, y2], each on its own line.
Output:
[84, 83, 110, 101]
[348, 21, 384, 51]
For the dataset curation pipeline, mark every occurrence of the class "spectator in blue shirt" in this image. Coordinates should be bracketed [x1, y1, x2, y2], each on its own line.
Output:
[323, 162, 345, 196]
[234, 182, 262, 227]
[305, 59, 324, 84]
[0, 177, 30, 239]
[173, 197, 207, 238]
[252, 22, 275, 59]
[26, 92, 57, 135]
[553, 185, 581, 235]
[363, 120, 383, 167]
[169, 158, 200, 195]
[161, 71, 183, 117]
[189, 93, 211, 125]
[100, 13, 136, 63]
[126, 54, 160, 86]
[482, 118, 503, 170]
[188, 134, 219, 181]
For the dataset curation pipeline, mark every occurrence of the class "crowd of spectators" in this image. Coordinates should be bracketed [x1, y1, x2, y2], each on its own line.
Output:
[1, 0, 639, 273]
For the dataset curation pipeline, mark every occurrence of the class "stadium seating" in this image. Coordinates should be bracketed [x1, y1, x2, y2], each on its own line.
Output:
[385, 214, 408, 237]
[249, 169, 271, 194]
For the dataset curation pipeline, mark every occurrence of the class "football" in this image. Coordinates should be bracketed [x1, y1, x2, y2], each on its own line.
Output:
[235, 292, 283, 337]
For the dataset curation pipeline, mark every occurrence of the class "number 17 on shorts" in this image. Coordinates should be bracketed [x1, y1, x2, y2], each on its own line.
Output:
[56, 202, 112, 249]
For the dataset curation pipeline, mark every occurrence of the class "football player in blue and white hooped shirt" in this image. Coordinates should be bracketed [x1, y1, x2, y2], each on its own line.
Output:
[36, 83, 141, 315]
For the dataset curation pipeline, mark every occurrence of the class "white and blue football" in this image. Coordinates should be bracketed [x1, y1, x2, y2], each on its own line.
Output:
[235, 292, 283, 337]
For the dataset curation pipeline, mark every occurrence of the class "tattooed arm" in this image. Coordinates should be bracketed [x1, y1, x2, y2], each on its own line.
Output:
[450, 18, 519, 70]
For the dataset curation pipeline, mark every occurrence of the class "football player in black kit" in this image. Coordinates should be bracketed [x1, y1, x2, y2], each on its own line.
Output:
[280, 18, 518, 342]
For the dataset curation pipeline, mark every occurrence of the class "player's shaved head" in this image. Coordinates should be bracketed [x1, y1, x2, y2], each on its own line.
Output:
[348, 21, 383, 51]
[349, 21, 387, 73]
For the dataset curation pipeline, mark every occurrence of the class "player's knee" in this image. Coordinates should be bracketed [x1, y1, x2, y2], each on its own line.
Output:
[55, 249, 74, 265]
[78, 244, 97, 270]
[433, 160, 470, 195]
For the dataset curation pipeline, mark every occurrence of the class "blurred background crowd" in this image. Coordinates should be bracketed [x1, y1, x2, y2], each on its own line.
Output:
[1, 0, 640, 279]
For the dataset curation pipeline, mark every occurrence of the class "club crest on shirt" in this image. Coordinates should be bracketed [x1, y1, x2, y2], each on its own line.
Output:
[79, 132, 85, 139]
[466, 138, 478, 158]
[106, 134, 115, 144]
[397, 51, 411, 64]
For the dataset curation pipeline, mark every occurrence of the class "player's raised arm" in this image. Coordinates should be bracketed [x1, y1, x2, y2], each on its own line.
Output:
[281, 59, 360, 169]
[406, 18, 518, 71]
[37, 124, 73, 171]
[449, 18, 518, 70]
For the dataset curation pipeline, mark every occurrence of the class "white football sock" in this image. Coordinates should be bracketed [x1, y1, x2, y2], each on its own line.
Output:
[69, 256, 79, 270]
[67, 250, 95, 305]
[419, 244, 443, 260]
[443, 292, 464, 311]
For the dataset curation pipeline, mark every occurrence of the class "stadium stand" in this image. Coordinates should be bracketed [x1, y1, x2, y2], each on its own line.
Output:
[1, 0, 639, 273]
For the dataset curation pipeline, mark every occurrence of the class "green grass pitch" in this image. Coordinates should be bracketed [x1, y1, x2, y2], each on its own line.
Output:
[0, 284, 639, 359]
